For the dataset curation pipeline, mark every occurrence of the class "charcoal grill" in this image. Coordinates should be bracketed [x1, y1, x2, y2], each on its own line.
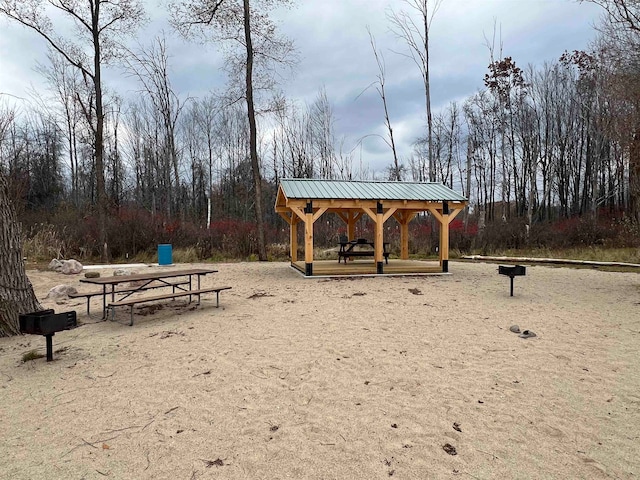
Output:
[498, 265, 526, 297]
[19, 309, 77, 361]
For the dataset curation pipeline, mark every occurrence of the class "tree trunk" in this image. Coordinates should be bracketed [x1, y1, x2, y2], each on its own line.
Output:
[0, 174, 41, 337]
[243, 0, 267, 260]
[424, 6, 434, 182]
[93, 4, 109, 263]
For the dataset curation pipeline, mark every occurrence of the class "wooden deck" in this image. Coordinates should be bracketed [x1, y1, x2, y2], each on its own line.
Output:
[291, 259, 445, 277]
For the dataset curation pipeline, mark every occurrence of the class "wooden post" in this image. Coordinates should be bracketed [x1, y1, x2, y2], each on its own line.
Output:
[401, 223, 409, 259]
[376, 202, 384, 274]
[394, 210, 414, 260]
[304, 201, 313, 276]
[400, 213, 410, 260]
[347, 211, 356, 241]
[290, 217, 298, 263]
[440, 201, 450, 273]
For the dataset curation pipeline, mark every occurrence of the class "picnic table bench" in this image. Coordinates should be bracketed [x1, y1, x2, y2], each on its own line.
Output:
[338, 238, 390, 264]
[69, 280, 190, 315]
[108, 286, 232, 326]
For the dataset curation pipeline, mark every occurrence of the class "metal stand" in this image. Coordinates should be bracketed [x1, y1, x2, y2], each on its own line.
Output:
[498, 265, 526, 297]
[45, 333, 54, 362]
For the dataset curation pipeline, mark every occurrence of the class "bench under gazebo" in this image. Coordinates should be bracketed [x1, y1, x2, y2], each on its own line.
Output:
[275, 179, 468, 277]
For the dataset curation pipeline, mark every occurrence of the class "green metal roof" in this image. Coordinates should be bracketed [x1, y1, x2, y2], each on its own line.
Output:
[279, 179, 467, 202]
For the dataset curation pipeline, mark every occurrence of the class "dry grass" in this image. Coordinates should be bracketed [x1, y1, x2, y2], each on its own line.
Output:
[21, 349, 45, 363]
[22, 224, 68, 262]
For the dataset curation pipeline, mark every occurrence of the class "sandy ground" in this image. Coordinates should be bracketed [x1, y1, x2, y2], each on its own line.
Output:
[0, 260, 639, 480]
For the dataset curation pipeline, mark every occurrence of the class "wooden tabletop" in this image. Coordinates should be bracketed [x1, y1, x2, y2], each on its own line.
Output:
[79, 268, 218, 285]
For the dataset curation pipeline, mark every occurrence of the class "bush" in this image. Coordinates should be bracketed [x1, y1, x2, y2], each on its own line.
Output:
[19, 204, 639, 263]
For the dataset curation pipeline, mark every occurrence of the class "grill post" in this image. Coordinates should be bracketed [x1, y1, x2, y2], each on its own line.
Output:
[45, 334, 54, 362]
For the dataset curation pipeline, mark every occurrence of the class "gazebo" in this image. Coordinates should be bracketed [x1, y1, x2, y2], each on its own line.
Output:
[274, 179, 468, 276]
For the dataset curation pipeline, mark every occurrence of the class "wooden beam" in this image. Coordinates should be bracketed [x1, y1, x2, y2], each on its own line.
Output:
[290, 220, 298, 262]
[305, 209, 313, 273]
[312, 207, 328, 222]
[393, 210, 418, 224]
[277, 211, 293, 224]
[439, 214, 450, 272]
[291, 205, 306, 222]
[375, 208, 384, 272]
[283, 197, 467, 211]
[448, 207, 463, 223]
[285, 198, 467, 211]
[400, 221, 409, 259]
[382, 207, 397, 223]
[361, 207, 376, 221]
[392, 210, 417, 260]
[427, 206, 444, 224]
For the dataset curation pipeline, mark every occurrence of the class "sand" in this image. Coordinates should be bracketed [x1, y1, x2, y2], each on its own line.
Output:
[0, 261, 639, 479]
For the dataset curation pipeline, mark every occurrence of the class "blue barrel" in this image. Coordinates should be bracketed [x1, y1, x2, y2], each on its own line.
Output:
[158, 244, 173, 265]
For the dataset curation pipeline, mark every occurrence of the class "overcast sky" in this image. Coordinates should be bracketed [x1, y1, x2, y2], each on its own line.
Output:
[0, 0, 604, 176]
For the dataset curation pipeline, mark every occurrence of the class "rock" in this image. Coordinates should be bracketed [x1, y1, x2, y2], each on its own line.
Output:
[48, 259, 64, 271]
[60, 259, 83, 275]
[113, 269, 132, 276]
[49, 258, 84, 274]
[84, 271, 100, 278]
[45, 285, 78, 299]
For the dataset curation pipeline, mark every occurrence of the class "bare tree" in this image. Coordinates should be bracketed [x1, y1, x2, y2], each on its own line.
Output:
[35, 50, 87, 207]
[388, 0, 443, 182]
[0, 0, 146, 261]
[309, 88, 337, 179]
[366, 27, 401, 180]
[0, 99, 15, 148]
[124, 35, 187, 219]
[583, 0, 640, 221]
[187, 94, 223, 226]
[583, 0, 640, 31]
[170, 0, 296, 260]
[484, 55, 527, 220]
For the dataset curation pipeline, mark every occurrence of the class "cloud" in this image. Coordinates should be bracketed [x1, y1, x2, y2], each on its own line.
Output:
[0, 0, 603, 176]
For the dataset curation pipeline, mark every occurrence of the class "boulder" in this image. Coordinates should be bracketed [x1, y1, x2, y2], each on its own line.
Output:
[49, 258, 84, 274]
[113, 269, 136, 276]
[60, 259, 83, 275]
[45, 284, 78, 299]
[48, 259, 64, 271]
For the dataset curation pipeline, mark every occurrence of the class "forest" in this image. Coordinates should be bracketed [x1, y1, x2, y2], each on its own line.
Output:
[0, 0, 639, 264]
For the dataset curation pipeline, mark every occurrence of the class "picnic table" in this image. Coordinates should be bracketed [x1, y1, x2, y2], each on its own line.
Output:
[78, 268, 229, 325]
[338, 238, 390, 264]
